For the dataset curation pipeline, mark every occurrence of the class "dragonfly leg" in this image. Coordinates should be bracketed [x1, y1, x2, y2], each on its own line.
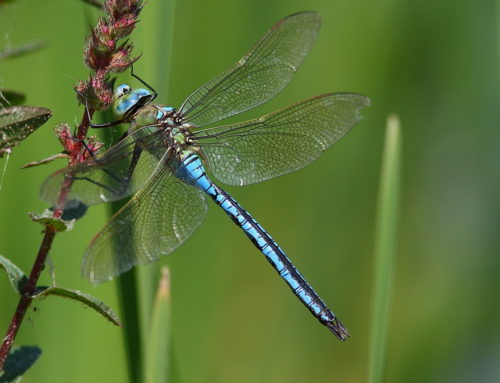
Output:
[80, 144, 143, 197]
[61, 134, 100, 160]
[115, 143, 143, 195]
[68, 146, 140, 197]
[70, 175, 121, 195]
[64, 132, 142, 197]
[90, 119, 125, 129]
[130, 64, 158, 104]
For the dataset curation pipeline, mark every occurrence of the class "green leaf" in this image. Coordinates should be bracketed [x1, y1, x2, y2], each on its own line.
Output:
[0, 41, 47, 60]
[368, 114, 401, 383]
[31, 286, 121, 326]
[145, 267, 172, 383]
[0, 255, 27, 294]
[0, 90, 25, 106]
[29, 210, 75, 232]
[0, 106, 51, 157]
[0, 345, 42, 383]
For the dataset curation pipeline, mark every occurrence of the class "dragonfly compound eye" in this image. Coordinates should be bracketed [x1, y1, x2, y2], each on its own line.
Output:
[115, 84, 131, 99]
[112, 88, 153, 118]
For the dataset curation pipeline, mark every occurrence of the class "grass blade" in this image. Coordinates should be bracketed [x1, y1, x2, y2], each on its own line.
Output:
[368, 114, 401, 383]
[135, 0, 177, 98]
[145, 267, 172, 383]
[133, 0, 177, 372]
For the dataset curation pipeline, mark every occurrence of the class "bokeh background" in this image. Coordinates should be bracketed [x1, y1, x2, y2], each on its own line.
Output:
[1, 0, 499, 382]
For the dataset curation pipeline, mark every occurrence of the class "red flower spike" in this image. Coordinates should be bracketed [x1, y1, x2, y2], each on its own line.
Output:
[78, 0, 143, 111]
[91, 72, 114, 110]
[105, 0, 142, 22]
[84, 26, 114, 70]
[74, 73, 113, 112]
[108, 42, 138, 73]
[111, 15, 138, 38]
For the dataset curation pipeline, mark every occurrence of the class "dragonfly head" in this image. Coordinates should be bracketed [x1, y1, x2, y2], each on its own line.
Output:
[112, 84, 154, 119]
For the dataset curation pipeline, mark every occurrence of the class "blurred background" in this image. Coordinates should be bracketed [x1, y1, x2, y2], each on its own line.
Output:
[1, 0, 499, 382]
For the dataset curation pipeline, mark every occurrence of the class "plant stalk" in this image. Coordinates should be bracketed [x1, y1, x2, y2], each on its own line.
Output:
[0, 108, 92, 370]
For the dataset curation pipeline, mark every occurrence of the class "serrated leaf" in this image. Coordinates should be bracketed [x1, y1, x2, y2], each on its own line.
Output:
[29, 210, 75, 232]
[0, 255, 27, 294]
[0, 106, 51, 157]
[0, 345, 42, 383]
[0, 90, 25, 106]
[31, 286, 121, 326]
[0, 41, 47, 60]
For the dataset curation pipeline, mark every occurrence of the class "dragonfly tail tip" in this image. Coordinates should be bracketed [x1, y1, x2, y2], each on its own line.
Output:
[326, 318, 350, 341]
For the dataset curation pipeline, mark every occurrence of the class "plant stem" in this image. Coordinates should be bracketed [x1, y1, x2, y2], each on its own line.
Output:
[0, 108, 92, 370]
[1, 0, 142, 369]
[0, 227, 56, 368]
[367, 114, 401, 383]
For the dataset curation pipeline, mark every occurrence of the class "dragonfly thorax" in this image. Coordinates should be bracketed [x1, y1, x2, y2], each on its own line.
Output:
[129, 104, 197, 156]
[129, 105, 177, 129]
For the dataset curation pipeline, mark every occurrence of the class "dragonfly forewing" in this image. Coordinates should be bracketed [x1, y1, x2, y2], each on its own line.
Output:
[194, 93, 371, 186]
[178, 11, 321, 127]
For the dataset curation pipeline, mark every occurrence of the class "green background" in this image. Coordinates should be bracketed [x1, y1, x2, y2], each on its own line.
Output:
[1, 0, 499, 382]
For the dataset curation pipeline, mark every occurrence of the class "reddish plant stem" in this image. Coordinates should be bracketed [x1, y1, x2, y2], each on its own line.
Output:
[0, 297, 31, 367]
[76, 106, 93, 142]
[0, 228, 56, 368]
[0, 108, 92, 370]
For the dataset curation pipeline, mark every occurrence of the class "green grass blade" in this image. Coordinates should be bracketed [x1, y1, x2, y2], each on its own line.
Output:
[135, 0, 176, 98]
[368, 114, 401, 383]
[145, 267, 172, 383]
[97, 112, 144, 383]
[116, 268, 143, 383]
[133, 0, 177, 379]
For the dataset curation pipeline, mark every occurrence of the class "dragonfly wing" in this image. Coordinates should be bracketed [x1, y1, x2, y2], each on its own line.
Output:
[39, 125, 165, 206]
[81, 155, 208, 284]
[195, 93, 370, 186]
[178, 12, 321, 127]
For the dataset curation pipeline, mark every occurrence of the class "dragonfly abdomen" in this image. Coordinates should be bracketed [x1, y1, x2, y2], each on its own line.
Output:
[180, 150, 349, 340]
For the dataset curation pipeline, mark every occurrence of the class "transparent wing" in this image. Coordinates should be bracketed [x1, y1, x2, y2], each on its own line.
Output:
[194, 93, 371, 186]
[81, 155, 208, 284]
[178, 11, 321, 127]
[39, 125, 166, 206]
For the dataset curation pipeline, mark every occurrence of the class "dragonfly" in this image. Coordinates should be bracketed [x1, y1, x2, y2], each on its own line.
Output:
[41, 11, 370, 340]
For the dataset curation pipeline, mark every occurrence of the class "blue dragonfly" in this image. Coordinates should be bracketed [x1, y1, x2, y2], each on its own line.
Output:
[41, 11, 370, 340]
